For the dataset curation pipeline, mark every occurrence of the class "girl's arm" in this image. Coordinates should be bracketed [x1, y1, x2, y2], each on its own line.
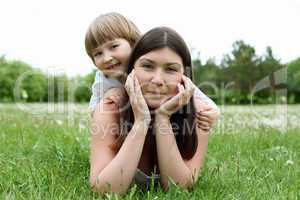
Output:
[194, 87, 220, 131]
[89, 70, 123, 114]
[90, 88, 149, 194]
[193, 86, 218, 109]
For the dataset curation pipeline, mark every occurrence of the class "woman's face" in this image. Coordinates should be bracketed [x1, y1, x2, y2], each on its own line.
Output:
[134, 47, 184, 109]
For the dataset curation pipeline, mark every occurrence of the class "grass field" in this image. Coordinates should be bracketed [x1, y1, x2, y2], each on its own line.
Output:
[0, 103, 299, 199]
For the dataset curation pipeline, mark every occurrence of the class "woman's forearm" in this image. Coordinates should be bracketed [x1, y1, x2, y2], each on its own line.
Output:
[93, 121, 149, 194]
[154, 115, 194, 190]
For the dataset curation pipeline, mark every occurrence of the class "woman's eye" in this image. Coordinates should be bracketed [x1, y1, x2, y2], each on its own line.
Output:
[166, 67, 177, 72]
[142, 64, 153, 69]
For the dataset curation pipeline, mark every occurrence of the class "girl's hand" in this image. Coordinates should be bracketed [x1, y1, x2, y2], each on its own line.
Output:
[155, 75, 194, 118]
[196, 104, 219, 131]
[103, 87, 127, 109]
[125, 70, 151, 123]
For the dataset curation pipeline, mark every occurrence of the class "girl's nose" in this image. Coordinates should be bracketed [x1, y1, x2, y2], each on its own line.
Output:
[103, 51, 113, 63]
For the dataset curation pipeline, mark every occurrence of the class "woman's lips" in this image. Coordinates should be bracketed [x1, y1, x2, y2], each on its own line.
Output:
[146, 91, 166, 98]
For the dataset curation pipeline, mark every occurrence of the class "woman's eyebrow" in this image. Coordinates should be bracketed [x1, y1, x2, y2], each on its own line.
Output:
[139, 58, 155, 63]
[165, 62, 181, 66]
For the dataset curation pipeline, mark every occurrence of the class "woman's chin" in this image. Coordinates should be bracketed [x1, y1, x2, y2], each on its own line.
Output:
[145, 97, 169, 109]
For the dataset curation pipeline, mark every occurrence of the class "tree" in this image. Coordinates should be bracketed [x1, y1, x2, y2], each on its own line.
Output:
[221, 40, 259, 103]
[287, 57, 300, 103]
[0, 56, 33, 102]
[74, 70, 96, 102]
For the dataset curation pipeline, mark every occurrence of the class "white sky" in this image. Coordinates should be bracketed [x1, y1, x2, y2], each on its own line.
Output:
[1, 0, 300, 77]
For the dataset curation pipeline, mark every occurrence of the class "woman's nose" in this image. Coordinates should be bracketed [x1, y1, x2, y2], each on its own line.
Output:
[151, 70, 164, 86]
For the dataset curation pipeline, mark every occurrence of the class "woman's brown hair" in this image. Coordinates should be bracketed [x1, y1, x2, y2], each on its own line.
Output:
[113, 27, 198, 160]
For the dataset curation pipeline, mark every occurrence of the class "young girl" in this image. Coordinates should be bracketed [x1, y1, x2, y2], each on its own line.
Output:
[85, 12, 140, 111]
[85, 12, 219, 132]
[90, 26, 215, 194]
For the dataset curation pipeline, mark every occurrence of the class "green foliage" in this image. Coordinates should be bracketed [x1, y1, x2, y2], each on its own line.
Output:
[74, 70, 96, 102]
[0, 55, 96, 103]
[0, 56, 32, 102]
[192, 41, 292, 104]
[287, 58, 300, 103]
[1, 39, 299, 104]
[1, 104, 299, 199]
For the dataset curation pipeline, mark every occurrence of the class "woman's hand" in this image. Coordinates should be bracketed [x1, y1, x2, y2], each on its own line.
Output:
[125, 70, 151, 124]
[155, 75, 195, 118]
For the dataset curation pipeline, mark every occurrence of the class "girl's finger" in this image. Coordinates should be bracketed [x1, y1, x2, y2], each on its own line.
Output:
[197, 120, 210, 127]
[198, 124, 210, 131]
[197, 125, 210, 131]
[200, 107, 213, 112]
[197, 110, 214, 117]
[196, 111, 210, 118]
[196, 115, 210, 123]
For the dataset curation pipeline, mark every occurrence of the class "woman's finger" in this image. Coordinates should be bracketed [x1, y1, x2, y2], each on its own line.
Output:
[125, 73, 133, 93]
[132, 74, 137, 95]
[175, 84, 186, 107]
[181, 76, 194, 105]
[182, 76, 194, 95]
[178, 83, 184, 93]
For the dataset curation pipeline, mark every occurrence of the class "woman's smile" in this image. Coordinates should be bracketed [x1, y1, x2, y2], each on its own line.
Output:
[134, 47, 184, 108]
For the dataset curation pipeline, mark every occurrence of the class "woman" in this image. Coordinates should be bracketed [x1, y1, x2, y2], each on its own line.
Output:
[90, 27, 215, 194]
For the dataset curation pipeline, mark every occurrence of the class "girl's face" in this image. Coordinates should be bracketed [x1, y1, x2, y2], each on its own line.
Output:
[134, 47, 184, 109]
[92, 38, 131, 79]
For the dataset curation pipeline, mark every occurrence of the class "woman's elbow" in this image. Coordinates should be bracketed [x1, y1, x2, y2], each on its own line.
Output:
[162, 175, 196, 191]
[178, 177, 196, 190]
[89, 176, 128, 195]
[89, 176, 98, 190]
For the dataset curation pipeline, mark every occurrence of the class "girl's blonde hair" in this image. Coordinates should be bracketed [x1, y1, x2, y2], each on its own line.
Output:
[85, 12, 141, 61]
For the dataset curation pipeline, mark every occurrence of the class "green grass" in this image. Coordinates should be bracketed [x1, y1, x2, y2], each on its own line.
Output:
[0, 103, 299, 199]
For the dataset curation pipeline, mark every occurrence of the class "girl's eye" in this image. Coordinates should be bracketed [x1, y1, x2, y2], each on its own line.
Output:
[111, 44, 119, 49]
[94, 52, 102, 57]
